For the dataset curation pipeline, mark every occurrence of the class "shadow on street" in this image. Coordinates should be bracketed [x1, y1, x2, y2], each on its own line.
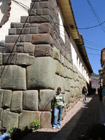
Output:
[21, 95, 101, 140]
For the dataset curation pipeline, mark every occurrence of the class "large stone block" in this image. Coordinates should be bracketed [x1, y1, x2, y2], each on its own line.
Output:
[23, 90, 38, 111]
[16, 53, 35, 66]
[38, 23, 53, 36]
[9, 28, 16, 35]
[0, 108, 3, 121]
[11, 91, 23, 113]
[5, 35, 19, 43]
[30, 26, 38, 34]
[32, 34, 53, 44]
[52, 46, 60, 61]
[29, 15, 52, 23]
[1, 65, 26, 90]
[2, 110, 18, 130]
[2, 90, 12, 108]
[39, 90, 55, 111]
[64, 92, 70, 104]
[16, 28, 30, 34]
[24, 43, 35, 55]
[27, 57, 56, 89]
[40, 112, 52, 128]
[3, 53, 17, 65]
[0, 90, 3, 108]
[19, 35, 32, 42]
[56, 61, 65, 77]
[54, 75, 64, 92]
[5, 43, 17, 53]
[35, 44, 53, 57]
[11, 23, 30, 28]
[0, 53, 2, 65]
[19, 111, 36, 128]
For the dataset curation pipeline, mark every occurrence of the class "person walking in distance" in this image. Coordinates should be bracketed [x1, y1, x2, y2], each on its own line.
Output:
[52, 87, 65, 129]
[82, 86, 87, 103]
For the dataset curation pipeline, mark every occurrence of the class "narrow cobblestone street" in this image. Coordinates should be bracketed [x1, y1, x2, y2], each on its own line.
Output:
[21, 95, 101, 140]
[67, 95, 100, 140]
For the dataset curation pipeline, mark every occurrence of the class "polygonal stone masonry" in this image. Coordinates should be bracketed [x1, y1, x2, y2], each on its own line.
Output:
[23, 90, 38, 111]
[11, 91, 23, 113]
[1, 65, 26, 90]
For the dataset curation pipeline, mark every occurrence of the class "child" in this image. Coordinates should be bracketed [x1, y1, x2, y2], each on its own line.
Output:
[52, 87, 65, 129]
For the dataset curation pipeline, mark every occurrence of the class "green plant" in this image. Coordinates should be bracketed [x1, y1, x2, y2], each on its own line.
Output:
[8, 127, 32, 140]
[30, 120, 40, 130]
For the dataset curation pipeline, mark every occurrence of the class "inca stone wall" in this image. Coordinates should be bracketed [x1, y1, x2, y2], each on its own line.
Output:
[0, 0, 89, 129]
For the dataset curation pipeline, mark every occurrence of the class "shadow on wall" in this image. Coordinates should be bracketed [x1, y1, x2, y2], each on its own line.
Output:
[20, 95, 100, 140]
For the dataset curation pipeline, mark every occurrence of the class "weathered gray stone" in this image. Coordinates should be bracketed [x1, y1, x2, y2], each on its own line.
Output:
[5, 35, 19, 43]
[35, 111, 41, 121]
[54, 75, 64, 92]
[0, 90, 3, 108]
[52, 46, 60, 61]
[39, 1, 50, 8]
[38, 23, 53, 35]
[40, 112, 52, 128]
[2, 110, 18, 130]
[64, 92, 70, 104]
[19, 35, 32, 42]
[29, 15, 52, 23]
[16, 28, 30, 34]
[24, 43, 35, 55]
[27, 57, 56, 89]
[5, 43, 17, 53]
[16, 53, 35, 66]
[56, 61, 65, 77]
[32, 34, 53, 44]
[2, 90, 12, 108]
[11, 91, 23, 113]
[0, 108, 3, 121]
[0, 121, 1, 129]
[11, 23, 30, 28]
[30, 27, 38, 34]
[21, 16, 29, 23]
[39, 90, 55, 111]
[19, 111, 36, 128]
[23, 90, 38, 111]
[60, 54, 65, 65]
[0, 53, 2, 65]
[35, 44, 53, 57]
[9, 28, 16, 35]
[1, 65, 26, 90]
[3, 53, 17, 65]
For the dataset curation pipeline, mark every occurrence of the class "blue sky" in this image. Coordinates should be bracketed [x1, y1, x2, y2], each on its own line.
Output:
[71, 0, 105, 74]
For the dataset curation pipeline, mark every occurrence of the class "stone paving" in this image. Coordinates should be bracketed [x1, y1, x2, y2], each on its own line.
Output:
[21, 95, 101, 140]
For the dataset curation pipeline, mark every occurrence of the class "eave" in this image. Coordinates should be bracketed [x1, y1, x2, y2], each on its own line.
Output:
[58, 0, 93, 74]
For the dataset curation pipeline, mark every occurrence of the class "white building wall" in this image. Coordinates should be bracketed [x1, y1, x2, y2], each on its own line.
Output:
[57, 10, 90, 83]
[0, 0, 31, 42]
[71, 40, 90, 83]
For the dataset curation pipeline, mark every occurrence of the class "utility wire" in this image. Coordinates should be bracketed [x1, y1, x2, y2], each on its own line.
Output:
[87, 53, 100, 56]
[78, 20, 105, 30]
[1, 1, 37, 77]
[11, 0, 105, 31]
[87, 0, 105, 33]
[13, 0, 29, 11]
[85, 46, 101, 51]
[1, 0, 100, 77]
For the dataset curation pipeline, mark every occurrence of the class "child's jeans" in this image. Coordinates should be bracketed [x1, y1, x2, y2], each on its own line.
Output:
[53, 107, 63, 128]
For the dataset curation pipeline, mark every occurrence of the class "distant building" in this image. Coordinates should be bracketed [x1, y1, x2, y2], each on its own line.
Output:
[91, 73, 100, 90]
